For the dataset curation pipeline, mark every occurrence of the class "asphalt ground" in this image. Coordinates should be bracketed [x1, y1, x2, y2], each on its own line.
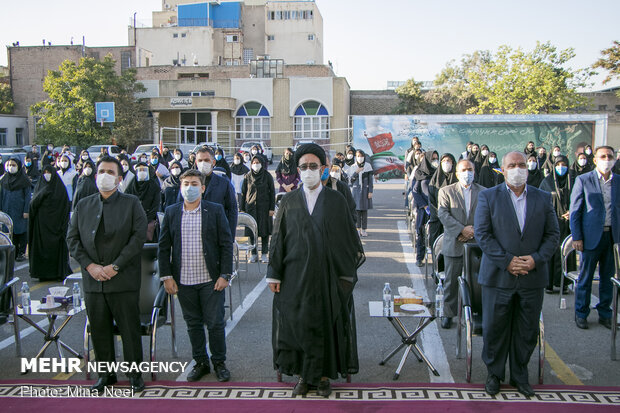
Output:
[0, 179, 619, 390]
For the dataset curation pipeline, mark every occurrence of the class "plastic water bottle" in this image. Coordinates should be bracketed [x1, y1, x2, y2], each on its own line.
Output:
[383, 283, 392, 316]
[21, 282, 30, 309]
[435, 280, 444, 318]
[72, 282, 81, 307]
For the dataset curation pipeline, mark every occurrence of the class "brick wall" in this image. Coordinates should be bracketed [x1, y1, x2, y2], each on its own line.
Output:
[350, 90, 400, 116]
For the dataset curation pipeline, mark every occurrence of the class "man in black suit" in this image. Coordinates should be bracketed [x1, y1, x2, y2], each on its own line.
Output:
[474, 151, 559, 397]
[158, 169, 234, 382]
[67, 156, 147, 393]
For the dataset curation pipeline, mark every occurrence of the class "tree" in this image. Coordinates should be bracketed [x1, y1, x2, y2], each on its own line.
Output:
[31, 55, 147, 148]
[0, 82, 14, 114]
[394, 78, 425, 114]
[466, 42, 592, 114]
[593, 40, 620, 98]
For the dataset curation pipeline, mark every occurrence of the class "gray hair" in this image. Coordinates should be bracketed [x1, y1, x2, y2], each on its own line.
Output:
[501, 151, 527, 167]
[456, 159, 474, 170]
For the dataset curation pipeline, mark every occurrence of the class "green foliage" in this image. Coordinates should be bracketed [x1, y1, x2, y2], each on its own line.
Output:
[466, 42, 593, 114]
[394, 78, 425, 114]
[593, 40, 620, 98]
[31, 55, 147, 148]
[0, 82, 14, 114]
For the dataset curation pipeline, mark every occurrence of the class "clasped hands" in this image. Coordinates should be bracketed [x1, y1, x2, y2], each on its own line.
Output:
[86, 263, 118, 282]
[508, 255, 536, 276]
[457, 225, 474, 243]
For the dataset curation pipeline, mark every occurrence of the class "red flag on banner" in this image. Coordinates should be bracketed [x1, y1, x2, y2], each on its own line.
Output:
[367, 132, 394, 154]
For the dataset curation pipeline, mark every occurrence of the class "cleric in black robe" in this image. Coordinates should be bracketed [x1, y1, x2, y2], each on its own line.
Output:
[478, 152, 503, 188]
[539, 155, 574, 293]
[268, 143, 365, 397]
[28, 165, 72, 281]
[526, 155, 544, 188]
[72, 160, 98, 210]
[428, 153, 457, 248]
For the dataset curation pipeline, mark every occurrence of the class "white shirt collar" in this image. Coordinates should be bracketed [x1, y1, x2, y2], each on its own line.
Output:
[596, 169, 613, 182]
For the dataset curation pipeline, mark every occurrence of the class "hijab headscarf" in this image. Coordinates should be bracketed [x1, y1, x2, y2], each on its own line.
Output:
[276, 148, 296, 176]
[162, 160, 182, 190]
[247, 155, 268, 187]
[571, 155, 594, 176]
[478, 151, 502, 188]
[125, 162, 159, 201]
[524, 141, 536, 157]
[344, 147, 356, 167]
[72, 160, 98, 208]
[429, 153, 457, 190]
[526, 156, 543, 187]
[414, 150, 438, 181]
[0, 157, 31, 191]
[231, 155, 250, 176]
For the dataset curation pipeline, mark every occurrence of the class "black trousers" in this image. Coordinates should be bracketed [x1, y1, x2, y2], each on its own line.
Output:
[85, 291, 143, 378]
[356, 210, 368, 229]
[481, 286, 543, 384]
[13, 232, 27, 256]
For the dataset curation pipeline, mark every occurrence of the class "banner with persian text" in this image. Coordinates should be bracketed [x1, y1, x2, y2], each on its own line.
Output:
[352, 114, 608, 180]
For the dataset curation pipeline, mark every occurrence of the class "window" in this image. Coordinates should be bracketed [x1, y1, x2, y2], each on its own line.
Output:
[615, 105, 620, 112]
[235, 102, 271, 141]
[243, 48, 254, 65]
[15, 128, 23, 146]
[291, 10, 298, 19]
[599, 105, 608, 111]
[181, 33, 186, 38]
[179, 112, 211, 143]
[177, 91, 215, 97]
[294, 101, 329, 140]
[268, 11, 274, 20]
[120, 51, 132, 72]
[283, 11, 290, 19]
[250, 58, 284, 78]
[308, 34, 314, 41]
[226, 35, 239, 43]
[267, 35, 275, 41]
[173, 33, 179, 38]
[0, 129, 6, 146]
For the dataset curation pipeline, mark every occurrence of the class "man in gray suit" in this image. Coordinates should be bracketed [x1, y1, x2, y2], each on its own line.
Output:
[437, 159, 483, 329]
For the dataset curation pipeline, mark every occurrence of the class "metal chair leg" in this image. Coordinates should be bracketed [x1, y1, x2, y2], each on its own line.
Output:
[11, 288, 21, 357]
[151, 309, 159, 381]
[83, 320, 91, 380]
[465, 311, 473, 383]
[539, 313, 545, 384]
[169, 294, 177, 358]
[456, 296, 463, 359]
[612, 282, 618, 360]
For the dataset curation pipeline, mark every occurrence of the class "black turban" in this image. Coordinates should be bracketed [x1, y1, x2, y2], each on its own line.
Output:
[294, 143, 326, 166]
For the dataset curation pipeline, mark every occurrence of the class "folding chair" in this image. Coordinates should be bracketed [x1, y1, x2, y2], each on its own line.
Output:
[559, 235, 579, 308]
[236, 212, 261, 273]
[0, 212, 14, 240]
[0, 244, 19, 356]
[432, 234, 445, 285]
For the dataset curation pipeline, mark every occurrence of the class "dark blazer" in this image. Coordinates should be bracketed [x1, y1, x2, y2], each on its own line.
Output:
[474, 184, 560, 289]
[569, 170, 620, 250]
[158, 200, 233, 284]
[67, 191, 147, 293]
[176, 172, 238, 235]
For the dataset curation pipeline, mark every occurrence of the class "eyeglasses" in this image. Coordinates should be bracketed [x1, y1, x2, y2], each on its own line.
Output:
[298, 163, 320, 171]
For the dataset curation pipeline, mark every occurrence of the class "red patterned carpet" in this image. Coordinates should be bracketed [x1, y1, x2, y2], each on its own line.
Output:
[1, 380, 619, 412]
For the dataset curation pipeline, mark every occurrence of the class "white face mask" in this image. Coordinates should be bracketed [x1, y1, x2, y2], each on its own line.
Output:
[43, 173, 52, 182]
[244, 156, 251, 163]
[527, 161, 537, 171]
[83, 167, 92, 176]
[585, 148, 592, 155]
[488, 157, 496, 164]
[553, 150, 561, 157]
[233, 158, 241, 165]
[96, 173, 118, 191]
[60, 161, 69, 169]
[346, 153, 354, 160]
[356, 157, 365, 164]
[300, 168, 321, 189]
[505, 167, 528, 187]
[481, 150, 489, 157]
[577, 158, 587, 167]
[457, 170, 474, 186]
[81, 155, 89, 161]
[174, 154, 182, 161]
[136, 170, 149, 181]
[441, 161, 452, 174]
[170, 168, 181, 176]
[431, 160, 440, 168]
[251, 163, 262, 172]
[596, 159, 614, 174]
[197, 161, 213, 175]
[251, 150, 258, 156]
[7, 166, 17, 174]
[122, 164, 129, 173]
[330, 171, 341, 180]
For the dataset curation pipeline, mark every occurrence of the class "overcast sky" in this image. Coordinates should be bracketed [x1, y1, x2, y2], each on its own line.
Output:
[3, 0, 619, 90]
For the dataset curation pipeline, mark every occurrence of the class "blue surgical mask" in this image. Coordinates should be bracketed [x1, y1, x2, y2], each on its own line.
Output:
[25, 162, 32, 167]
[181, 185, 201, 203]
[321, 167, 330, 181]
[555, 165, 568, 176]
[150, 158, 158, 166]
[215, 154, 222, 161]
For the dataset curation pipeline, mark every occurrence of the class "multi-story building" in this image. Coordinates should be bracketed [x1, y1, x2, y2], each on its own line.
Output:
[130, 0, 323, 67]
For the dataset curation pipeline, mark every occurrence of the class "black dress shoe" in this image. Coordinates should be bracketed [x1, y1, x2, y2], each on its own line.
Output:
[485, 374, 500, 396]
[416, 261, 424, 267]
[292, 377, 308, 396]
[187, 362, 210, 382]
[441, 317, 452, 329]
[129, 375, 145, 392]
[91, 374, 117, 392]
[509, 380, 535, 397]
[575, 316, 589, 329]
[316, 379, 332, 397]
[599, 317, 612, 329]
[544, 287, 555, 294]
[213, 361, 230, 382]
